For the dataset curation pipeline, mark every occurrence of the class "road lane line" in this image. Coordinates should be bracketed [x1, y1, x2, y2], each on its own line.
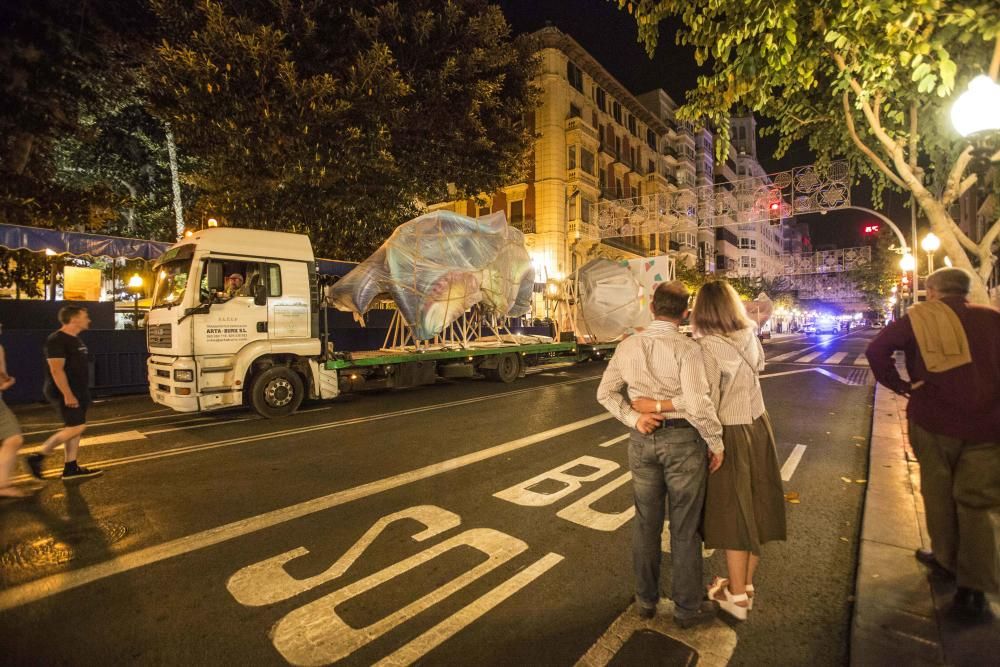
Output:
[824, 352, 848, 364]
[853, 356, 870, 367]
[796, 352, 823, 363]
[377, 552, 565, 666]
[598, 435, 629, 448]
[18, 410, 208, 437]
[21, 430, 147, 455]
[780, 445, 807, 481]
[7, 375, 604, 483]
[768, 351, 801, 362]
[812, 367, 853, 385]
[0, 413, 611, 612]
[766, 330, 860, 361]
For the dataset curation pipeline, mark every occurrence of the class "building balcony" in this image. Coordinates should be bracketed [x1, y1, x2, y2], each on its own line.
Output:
[565, 117, 599, 144]
[511, 217, 535, 234]
[599, 139, 617, 160]
[601, 236, 647, 257]
[567, 167, 598, 189]
[645, 172, 672, 190]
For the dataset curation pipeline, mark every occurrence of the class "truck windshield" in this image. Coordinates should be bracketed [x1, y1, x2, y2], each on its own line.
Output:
[151, 259, 192, 308]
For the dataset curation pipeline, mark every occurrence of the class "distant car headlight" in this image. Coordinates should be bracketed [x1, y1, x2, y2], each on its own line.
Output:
[174, 369, 194, 382]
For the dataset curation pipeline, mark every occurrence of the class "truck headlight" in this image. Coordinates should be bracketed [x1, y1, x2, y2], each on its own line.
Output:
[174, 369, 194, 382]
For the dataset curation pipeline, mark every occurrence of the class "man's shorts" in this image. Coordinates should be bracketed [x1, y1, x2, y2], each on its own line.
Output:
[51, 399, 90, 427]
[0, 399, 22, 441]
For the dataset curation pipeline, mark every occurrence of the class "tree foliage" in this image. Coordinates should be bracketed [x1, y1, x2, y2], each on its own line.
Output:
[847, 235, 899, 309]
[0, 0, 161, 235]
[618, 0, 1000, 303]
[146, 0, 538, 260]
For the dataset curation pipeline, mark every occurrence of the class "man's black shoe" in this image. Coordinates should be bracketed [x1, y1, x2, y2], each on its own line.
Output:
[915, 548, 955, 580]
[674, 603, 716, 629]
[950, 587, 990, 623]
[25, 453, 46, 480]
[636, 603, 656, 619]
[61, 464, 104, 480]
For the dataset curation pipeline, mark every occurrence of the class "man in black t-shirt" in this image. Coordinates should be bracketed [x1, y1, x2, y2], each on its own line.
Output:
[25, 306, 103, 480]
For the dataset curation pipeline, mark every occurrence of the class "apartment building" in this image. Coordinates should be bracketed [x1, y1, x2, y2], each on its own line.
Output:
[431, 26, 787, 287]
[957, 188, 999, 304]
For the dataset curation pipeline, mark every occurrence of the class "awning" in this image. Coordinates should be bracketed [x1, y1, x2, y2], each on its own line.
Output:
[0, 223, 172, 260]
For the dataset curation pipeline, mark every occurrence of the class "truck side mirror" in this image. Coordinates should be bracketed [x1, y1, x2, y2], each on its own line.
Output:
[253, 282, 267, 306]
[207, 263, 225, 293]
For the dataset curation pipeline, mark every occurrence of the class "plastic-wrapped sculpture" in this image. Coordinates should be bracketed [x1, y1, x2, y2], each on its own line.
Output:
[574, 259, 649, 342]
[329, 210, 534, 340]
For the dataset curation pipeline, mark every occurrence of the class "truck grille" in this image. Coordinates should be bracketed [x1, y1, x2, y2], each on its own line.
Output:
[147, 323, 172, 348]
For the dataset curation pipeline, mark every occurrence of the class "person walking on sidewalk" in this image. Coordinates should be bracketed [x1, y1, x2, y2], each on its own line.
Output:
[867, 267, 1000, 622]
[632, 280, 787, 621]
[0, 328, 27, 498]
[26, 306, 103, 481]
[597, 281, 724, 628]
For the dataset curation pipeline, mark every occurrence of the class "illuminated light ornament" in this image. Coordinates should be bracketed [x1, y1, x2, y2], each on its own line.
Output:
[951, 75, 1000, 137]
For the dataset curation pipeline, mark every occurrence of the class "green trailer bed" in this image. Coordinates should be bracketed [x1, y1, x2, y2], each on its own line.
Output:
[325, 341, 580, 370]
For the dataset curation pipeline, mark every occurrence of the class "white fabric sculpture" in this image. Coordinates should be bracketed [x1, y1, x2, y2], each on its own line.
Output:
[574, 259, 647, 342]
[328, 210, 534, 340]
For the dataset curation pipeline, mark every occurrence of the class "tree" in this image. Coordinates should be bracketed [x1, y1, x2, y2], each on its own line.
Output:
[618, 1, 1000, 304]
[146, 0, 538, 260]
[848, 234, 899, 310]
[0, 0, 159, 232]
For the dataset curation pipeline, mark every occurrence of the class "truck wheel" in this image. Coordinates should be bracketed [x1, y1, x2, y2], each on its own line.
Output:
[250, 366, 304, 418]
[484, 353, 521, 383]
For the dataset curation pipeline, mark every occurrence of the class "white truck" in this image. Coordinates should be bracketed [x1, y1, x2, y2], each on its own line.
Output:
[145, 228, 585, 417]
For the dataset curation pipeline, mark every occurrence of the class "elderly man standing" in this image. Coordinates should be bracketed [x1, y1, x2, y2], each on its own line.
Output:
[597, 281, 724, 628]
[867, 267, 1000, 621]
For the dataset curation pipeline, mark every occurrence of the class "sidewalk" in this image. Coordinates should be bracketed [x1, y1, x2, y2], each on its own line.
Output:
[851, 384, 1000, 665]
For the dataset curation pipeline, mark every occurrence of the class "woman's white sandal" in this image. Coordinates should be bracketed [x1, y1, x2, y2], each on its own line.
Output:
[713, 585, 750, 621]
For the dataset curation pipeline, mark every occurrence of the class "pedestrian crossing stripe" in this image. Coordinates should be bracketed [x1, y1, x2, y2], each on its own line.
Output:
[767, 351, 871, 367]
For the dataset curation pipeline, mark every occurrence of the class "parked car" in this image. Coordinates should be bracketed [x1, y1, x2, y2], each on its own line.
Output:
[870, 321, 884, 329]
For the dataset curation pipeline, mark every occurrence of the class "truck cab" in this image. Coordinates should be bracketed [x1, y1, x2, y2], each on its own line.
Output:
[146, 228, 323, 416]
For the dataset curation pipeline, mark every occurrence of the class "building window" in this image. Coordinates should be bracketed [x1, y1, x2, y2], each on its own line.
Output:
[567, 145, 577, 170]
[595, 87, 607, 113]
[477, 202, 491, 217]
[740, 256, 757, 268]
[581, 148, 595, 175]
[614, 135, 621, 158]
[581, 197, 593, 223]
[510, 200, 524, 224]
[646, 128, 657, 150]
[569, 103, 581, 119]
[648, 159, 656, 175]
[612, 101, 622, 124]
[616, 178, 623, 199]
[738, 237, 756, 250]
[567, 61, 584, 92]
[627, 115, 637, 136]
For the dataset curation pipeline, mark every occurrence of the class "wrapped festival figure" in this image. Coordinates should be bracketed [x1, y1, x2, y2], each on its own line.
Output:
[328, 210, 534, 340]
[574, 258, 648, 342]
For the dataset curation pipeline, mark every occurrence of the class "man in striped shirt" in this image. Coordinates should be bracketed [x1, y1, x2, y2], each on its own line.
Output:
[597, 281, 723, 628]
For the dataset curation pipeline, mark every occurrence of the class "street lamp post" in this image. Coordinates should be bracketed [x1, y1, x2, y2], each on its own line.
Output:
[128, 274, 144, 328]
[951, 74, 1000, 182]
[921, 232, 941, 275]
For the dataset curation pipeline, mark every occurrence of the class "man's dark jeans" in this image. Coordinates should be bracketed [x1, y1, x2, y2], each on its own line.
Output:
[628, 426, 708, 618]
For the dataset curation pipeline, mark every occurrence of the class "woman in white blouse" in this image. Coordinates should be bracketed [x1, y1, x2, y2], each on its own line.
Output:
[631, 280, 786, 621]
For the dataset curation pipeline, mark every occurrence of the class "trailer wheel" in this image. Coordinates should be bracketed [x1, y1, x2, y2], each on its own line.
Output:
[250, 366, 304, 418]
[484, 353, 521, 383]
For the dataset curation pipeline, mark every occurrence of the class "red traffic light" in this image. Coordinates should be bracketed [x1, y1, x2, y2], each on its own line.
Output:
[864, 223, 880, 235]
[769, 202, 780, 211]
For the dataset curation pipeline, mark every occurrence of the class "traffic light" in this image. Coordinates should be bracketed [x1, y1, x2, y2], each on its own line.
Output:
[768, 201, 781, 226]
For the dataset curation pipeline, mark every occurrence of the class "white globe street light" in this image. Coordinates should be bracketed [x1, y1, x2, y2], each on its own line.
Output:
[921, 232, 941, 273]
[951, 75, 1000, 137]
[899, 253, 916, 272]
[951, 74, 1000, 181]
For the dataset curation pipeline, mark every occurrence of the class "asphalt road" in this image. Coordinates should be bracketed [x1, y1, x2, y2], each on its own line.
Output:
[0, 329, 880, 666]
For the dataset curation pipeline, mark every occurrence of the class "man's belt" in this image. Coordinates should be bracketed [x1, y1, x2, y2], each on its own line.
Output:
[655, 418, 693, 430]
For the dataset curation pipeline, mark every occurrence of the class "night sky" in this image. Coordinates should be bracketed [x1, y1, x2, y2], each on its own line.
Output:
[499, 0, 919, 250]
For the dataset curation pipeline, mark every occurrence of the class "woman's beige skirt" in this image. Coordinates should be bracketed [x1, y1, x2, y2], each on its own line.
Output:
[703, 412, 787, 553]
